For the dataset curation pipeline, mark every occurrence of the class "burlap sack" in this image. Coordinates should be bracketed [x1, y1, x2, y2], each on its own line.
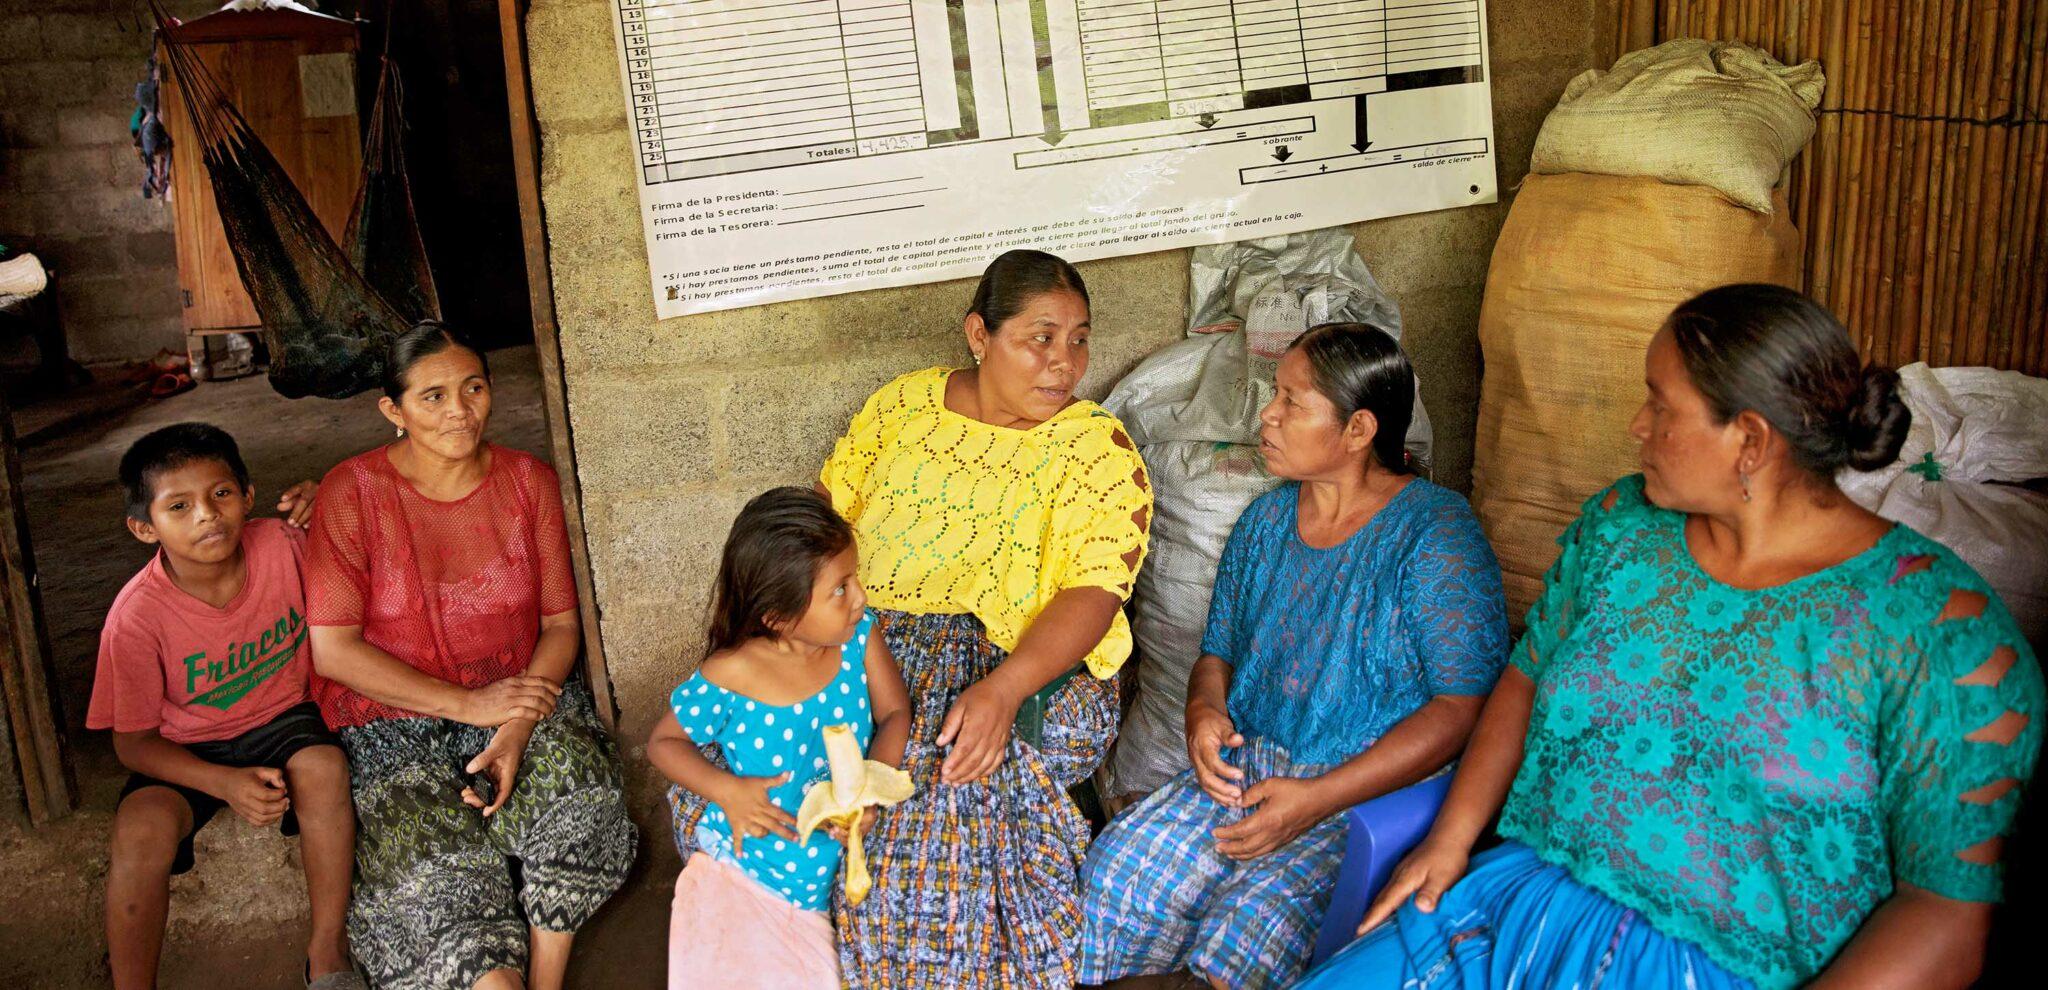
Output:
[1531, 39, 1824, 213]
[1470, 173, 1802, 623]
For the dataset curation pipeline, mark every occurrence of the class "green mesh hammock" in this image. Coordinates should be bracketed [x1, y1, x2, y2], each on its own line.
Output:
[158, 10, 439, 399]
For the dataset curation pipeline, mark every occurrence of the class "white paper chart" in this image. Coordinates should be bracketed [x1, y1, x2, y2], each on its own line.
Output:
[612, 0, 1498, 317]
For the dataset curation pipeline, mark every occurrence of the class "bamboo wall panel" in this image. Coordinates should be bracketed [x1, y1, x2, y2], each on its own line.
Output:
[1618, 0, 2046, 376]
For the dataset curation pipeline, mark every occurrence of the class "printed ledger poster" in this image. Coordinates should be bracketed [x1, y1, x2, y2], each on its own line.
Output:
[610, 0, 1498, 317]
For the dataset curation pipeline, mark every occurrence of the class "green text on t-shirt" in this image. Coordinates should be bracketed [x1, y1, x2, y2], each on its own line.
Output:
[182, 607, 305, 711]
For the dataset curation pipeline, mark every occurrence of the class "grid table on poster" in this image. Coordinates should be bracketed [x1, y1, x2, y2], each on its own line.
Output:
[621, 0, 1482, 181]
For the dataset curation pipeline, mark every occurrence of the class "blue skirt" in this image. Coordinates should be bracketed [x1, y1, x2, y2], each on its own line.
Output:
[1077, 737, 1344, 990]
[1292, 843, 1755, 990]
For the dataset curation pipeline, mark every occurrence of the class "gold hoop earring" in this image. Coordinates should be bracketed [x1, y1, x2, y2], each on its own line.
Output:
[1739, 471, 1751, 503]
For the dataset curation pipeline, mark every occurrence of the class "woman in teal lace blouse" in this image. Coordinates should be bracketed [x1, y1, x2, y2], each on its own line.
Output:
[1302, 285, 2042, 990]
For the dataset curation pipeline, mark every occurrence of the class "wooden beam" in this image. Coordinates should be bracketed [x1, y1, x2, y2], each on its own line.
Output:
[0, 389, 76, 823]
[496, 0, 618, 728]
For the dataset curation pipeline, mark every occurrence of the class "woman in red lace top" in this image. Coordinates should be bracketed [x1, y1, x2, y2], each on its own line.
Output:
[306, 322, 633, 990]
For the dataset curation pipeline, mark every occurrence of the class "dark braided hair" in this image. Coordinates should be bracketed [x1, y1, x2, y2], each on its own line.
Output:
[1667, 284, 1909, 476]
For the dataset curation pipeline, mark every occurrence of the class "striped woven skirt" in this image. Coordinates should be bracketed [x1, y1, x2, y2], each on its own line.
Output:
[839, 610, 1119, 989]
[1294, 843, 1757, 990]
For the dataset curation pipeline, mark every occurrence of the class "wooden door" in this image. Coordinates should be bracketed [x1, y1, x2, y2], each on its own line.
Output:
[159, 18, 363, 333]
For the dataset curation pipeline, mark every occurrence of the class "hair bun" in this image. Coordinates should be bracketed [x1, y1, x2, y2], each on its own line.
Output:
[1842, 365, 1911, 472]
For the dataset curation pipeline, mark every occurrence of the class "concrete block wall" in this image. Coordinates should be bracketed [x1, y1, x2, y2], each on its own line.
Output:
[0, 1, 218, 367]
[524, 0, 1608, 841]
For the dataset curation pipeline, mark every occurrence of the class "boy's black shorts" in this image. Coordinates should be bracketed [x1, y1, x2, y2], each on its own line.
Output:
[116, 702, 341, 875]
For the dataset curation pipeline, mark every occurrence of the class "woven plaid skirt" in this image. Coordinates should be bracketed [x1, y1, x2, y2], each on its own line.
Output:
[1077, 737, 1344, 990]
[842, 610, 1118, 989]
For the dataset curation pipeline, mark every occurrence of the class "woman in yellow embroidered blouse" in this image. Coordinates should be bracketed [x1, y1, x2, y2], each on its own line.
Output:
[822, 250, 1151, 989]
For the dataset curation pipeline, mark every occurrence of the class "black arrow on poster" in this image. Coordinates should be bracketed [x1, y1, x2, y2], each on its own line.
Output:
[1272, 145, 1292, 162]
[1351, 93, 1373, 153]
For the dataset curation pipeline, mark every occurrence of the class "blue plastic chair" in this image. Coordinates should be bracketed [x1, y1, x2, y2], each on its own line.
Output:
[1307, 772, 1454, 966]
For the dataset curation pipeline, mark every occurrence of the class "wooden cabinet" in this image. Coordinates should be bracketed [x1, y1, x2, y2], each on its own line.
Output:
[158, 10, 361, 345]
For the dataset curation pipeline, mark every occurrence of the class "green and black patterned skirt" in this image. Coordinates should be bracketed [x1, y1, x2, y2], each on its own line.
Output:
[339, 679, 635, 990]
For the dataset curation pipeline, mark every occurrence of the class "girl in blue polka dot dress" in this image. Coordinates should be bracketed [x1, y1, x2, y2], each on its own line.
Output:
[648, 487, 910, 990]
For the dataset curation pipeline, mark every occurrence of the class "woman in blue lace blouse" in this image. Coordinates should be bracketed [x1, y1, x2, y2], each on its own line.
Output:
[1076, 323, 1511, 990]
[1304, 285, 2044, 990]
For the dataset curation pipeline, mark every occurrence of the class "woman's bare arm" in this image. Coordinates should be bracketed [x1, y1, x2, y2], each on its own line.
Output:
[936, 585, 1121, 784]
[1805, 886, 1992, 988]
[1310, 693, 1484, 809]
[525, 609, 581, 685]
[1414, 667, 1533, 850]
[1208, 693, 1482, 860]
[310, 625, 559, 727]
[1357, 666, 1535, 931]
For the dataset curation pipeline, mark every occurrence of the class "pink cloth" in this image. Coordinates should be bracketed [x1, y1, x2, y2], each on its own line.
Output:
[669, 852, 839, 990]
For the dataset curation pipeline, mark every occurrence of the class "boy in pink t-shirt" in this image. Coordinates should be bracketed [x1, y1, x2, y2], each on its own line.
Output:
[87, 423, 363, 990]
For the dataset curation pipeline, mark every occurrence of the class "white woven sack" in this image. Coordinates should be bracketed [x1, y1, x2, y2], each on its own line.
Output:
[1103, 440, 1281, 798]
[1531, 39, 1824, 213]
[1838, 363, 2048, 648]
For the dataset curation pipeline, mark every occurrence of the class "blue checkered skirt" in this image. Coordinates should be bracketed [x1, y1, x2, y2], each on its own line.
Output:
[1077, 736, 1344, 990]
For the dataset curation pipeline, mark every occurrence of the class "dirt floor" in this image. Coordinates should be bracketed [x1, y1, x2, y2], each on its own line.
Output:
[0, 347, 670, 988]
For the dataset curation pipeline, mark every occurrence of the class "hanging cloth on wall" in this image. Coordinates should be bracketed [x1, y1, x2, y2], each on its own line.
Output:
[153, 6, 440, 399]
[131, 55, 174, 201]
